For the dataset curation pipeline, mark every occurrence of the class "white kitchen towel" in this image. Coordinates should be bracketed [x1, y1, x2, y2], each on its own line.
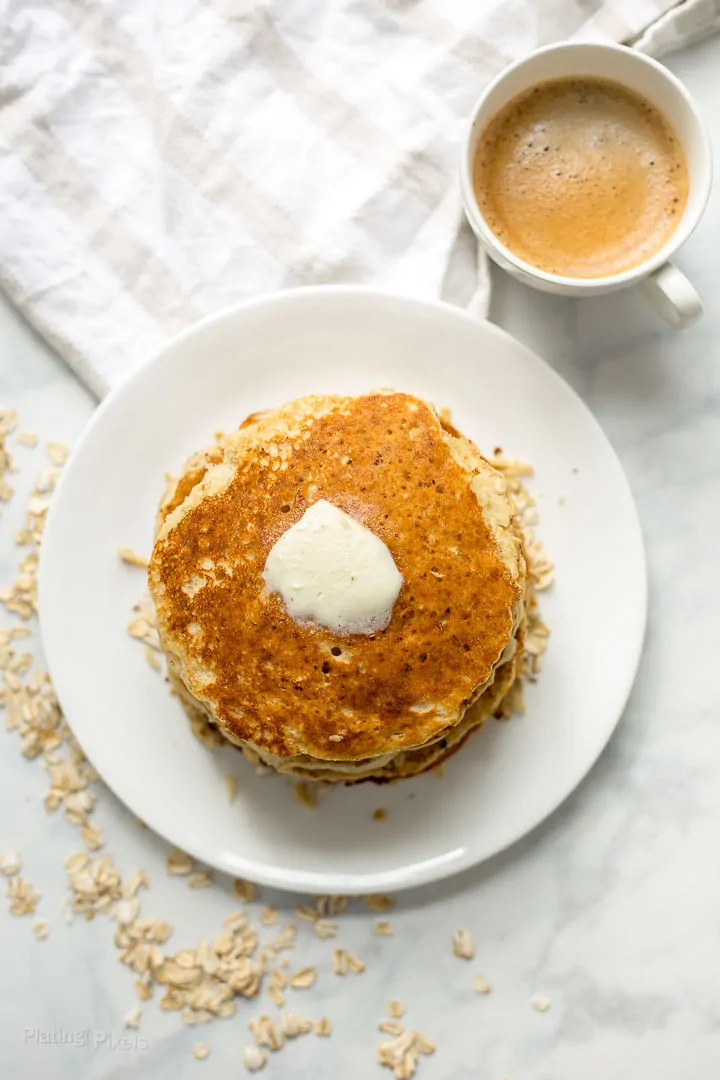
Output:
[1, 0, 718, 398]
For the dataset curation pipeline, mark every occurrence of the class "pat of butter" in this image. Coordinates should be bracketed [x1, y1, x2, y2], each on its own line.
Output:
[263, 500, 402, 635]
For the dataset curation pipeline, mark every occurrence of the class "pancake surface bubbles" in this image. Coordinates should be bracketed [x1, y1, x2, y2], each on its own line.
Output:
[149, 392, 525, 775]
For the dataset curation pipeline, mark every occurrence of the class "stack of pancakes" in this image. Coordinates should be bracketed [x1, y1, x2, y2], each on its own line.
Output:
[149, 392, 528, 783]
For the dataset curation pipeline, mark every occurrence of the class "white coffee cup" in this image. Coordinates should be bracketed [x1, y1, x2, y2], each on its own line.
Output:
[459, 42, 712, 328]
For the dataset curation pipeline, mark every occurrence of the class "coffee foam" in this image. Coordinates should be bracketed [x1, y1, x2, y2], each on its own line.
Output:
[474, 77, 688, 278]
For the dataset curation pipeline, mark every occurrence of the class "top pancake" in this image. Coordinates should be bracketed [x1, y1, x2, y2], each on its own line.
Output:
[149, 393, 525, 761]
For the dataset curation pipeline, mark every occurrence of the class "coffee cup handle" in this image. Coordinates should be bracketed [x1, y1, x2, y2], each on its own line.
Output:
[638, 262, 703, 329]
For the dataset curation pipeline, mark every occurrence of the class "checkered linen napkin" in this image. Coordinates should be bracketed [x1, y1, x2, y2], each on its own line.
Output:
[1, 0, 718, 396]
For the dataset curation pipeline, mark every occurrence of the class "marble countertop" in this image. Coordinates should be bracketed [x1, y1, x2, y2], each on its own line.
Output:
[2, 35, 719, 1080]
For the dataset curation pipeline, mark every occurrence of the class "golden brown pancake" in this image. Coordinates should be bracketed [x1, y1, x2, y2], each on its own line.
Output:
[149, 392, 526, 777]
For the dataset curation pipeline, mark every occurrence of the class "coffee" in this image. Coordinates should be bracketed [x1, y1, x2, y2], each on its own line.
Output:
[473, 77, 688, 278]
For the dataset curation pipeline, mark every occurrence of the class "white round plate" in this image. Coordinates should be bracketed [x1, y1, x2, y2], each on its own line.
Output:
[40, 288, 646, 895]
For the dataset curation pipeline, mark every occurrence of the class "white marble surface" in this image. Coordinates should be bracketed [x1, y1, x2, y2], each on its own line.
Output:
[2, 35, 720, 1080]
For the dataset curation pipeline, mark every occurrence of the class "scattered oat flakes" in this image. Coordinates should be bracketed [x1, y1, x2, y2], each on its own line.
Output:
[267, 968, 286, 1007]
[452, 929, 474, 960]
[233, 878, 257, 903]
[269, 924, 296, 952]
[389, 1000, 404, 1019]
[294, 782, 316, 809]
[225, 774, 238, 803]
[67, 853, 121, 918]
[118, 547, 148, 568]
[531, 994, 551, 1012]
[490, 455, 553, 681]
[0, 409, 18, 436]
[294, 903, 318, 923]
[243, 1045, 267, 1071]
[188, 871, 212, 890]
[332, 949, 365, 975]
[281, 1012, 313, 1037]
[193, 1042, 211, 1060]
[122, 869, 149, 898]
[473, 974, 491, 994]
[315, 1017, 332, 1037]
[0, 850, 22, 876]
[46, 442, 69, 466]
[124, 1002, 142, 1029]
[325, 895, 347, 916]
[127, 616, 152, 641]
[289, 966, 317, 989]
[260, 906, 278, 926]
[18, 431, 38, 448]
[81, 823, 105, 851]
[373, 808, 387, 821]
[378, 1028, 436, 1078]
[379, 1019, 404, 1036]
[33, 466, 60, 495]
[375, 921, 393, 936]
[65, 851, 88, 873]
[144, 645, 161, 671]
[6, 875, 41, 915]
[313, 918, 337, 940]
[366, 894, 393, 912]
[32, 917, 49, 939]
[167, 847, 194, 876]
[250, 1014, 284, 1051]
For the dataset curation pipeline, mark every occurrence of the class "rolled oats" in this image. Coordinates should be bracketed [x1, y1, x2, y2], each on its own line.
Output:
[81, 824, 104, 851]
[325, 895, 348, 917]
[243, 1045, 267, 1072]
[313, 918, 337, 940]
[452, 930, 474, 960]
[250, 1014, 284, 1052]
[281, 1012, 313, 1037]
[6, 875, 41, 916]
[46, 442, 69, 466]
[377, 1028, 436, 1078]
[0, 850, 22, 876]
[365, 894, 393, 913]
[144, 646, 161, 671]
[166, 847, 194, 876]
[289, 966, 317, 989]
[32, 917, 49, 939]
[124, 1003, 142, 1029]
[294, 904, 319, 923]
[233, 878, 257, 903]
[118, 548, 149, 568]
[269, 925, 296, 952]
[379, 1020, 404, 1036]
[332, 949, 365, 976]
[187, 871, 213, 890]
